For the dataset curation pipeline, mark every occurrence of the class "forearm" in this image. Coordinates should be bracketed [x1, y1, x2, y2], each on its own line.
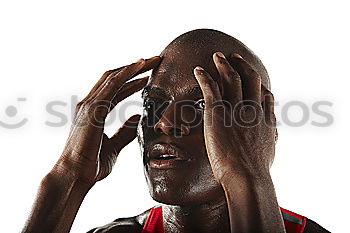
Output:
[222, 174, 286, 233]
[22, 172, 91, 233]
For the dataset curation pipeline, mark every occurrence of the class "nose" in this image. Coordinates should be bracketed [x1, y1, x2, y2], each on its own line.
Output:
[154, 102, 190, 136]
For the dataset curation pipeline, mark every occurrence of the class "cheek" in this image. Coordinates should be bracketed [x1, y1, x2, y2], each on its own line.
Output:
[144, 134, 224, 204]
[192, 158, 222, 191]
[140, 114, 157, 143]
[180, 105, 204, 128]
[140, 108, 224, 203]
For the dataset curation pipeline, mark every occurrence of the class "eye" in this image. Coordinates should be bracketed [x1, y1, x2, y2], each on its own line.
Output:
[194, 99, 205, 110]
[143, 98, 169, 115]
[143, 99, 155, 110]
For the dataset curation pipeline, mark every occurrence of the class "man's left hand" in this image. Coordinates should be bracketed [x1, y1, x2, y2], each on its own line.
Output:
[193, 52, 277, 185]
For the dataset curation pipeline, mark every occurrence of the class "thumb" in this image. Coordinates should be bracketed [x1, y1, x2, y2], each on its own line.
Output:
[110, 114, 141, 154]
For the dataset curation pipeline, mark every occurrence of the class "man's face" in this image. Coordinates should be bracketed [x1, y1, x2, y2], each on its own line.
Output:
[138, 49, 226, 205]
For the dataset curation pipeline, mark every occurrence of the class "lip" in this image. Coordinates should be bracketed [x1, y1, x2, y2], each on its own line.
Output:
[148, 143, 191, 169]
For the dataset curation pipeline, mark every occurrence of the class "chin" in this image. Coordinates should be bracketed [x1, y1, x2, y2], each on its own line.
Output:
[147, 178, 226, 206]
[146, 179, 189, 205]
[151, 193, 185, 205]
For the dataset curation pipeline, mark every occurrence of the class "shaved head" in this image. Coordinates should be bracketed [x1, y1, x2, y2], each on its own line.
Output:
[141, 29, 272, 206]
[152, 28, 270, 90]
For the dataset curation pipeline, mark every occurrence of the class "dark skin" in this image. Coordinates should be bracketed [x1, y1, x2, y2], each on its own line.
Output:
[22, 33, 284, 233]
[137, 46, 282, 232]
[21, 56, 162, 233]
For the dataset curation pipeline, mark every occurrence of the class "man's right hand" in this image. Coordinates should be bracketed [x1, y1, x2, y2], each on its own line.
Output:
[51, 56, 161, 187]
[22, 56, 161, 233]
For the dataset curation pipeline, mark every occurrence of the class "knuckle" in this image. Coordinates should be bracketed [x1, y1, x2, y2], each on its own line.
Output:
[227, 70, 241, 80]
[75, 101, 107, 119]
[103, 70, 112, 76]
[103, 68, 120, 78]
[105, 77, 116, 86]
[76, 101, 85, 110]
[89, 100, 110, 112]
[74, 101, 88, 118]
[102, 70, 114, 78]
[202, 82, 216, 94]
[245, 66, 258, 77]
[205, 76, 219, 89]
[218, 58, 230, 66]
[199, 78, 210, 89]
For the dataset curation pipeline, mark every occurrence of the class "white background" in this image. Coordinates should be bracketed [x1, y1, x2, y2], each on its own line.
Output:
[0, 0, 348, 232]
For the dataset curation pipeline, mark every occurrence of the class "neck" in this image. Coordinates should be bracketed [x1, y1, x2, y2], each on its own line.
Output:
[162, 195, 231, 233]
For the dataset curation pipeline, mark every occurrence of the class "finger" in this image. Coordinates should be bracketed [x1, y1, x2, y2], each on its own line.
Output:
[194, 66, 223, 128]
[213, 52, 243, 106]
[263, 89, 276, 128]
[138, 56, 162, 74]
[80, 60, 144, 121]
[229, 53, 261, 104]
[95, 59, 146, 102]
[193, 66, 222, 109]
[84, 56, 161, 103]
[108, 76, 149, 113]
[81, 67, 124, 103]
[97, 55, 161, 102]
[261, 83, 268, 97]
[110, 114, 141, 154]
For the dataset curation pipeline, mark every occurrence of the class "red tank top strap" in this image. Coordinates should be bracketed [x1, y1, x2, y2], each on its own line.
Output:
[142, 205, 307, 233]
[280, 207, 307, 233]
[142, 205, 164, 233]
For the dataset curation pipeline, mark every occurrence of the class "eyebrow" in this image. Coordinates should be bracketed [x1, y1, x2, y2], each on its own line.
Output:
[142, 86, 203, 99]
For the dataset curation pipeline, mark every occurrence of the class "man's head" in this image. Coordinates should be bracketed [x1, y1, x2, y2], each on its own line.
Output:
[138, 29, 271, 205]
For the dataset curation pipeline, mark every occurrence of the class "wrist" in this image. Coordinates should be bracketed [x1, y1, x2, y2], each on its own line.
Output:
[220, 167, 273, 190]
[45, 169, 93, 195]
[221, 171, 284, 232]
[51, 155, 98, 188]
[24, 171, 92, 233]
[220, 170, 277, 207]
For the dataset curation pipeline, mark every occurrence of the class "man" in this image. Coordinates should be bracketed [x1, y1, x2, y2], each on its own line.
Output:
[22, 29, 329, 233]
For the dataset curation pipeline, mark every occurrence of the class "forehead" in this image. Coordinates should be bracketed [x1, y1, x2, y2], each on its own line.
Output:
[147, 52, 219, 98]
[149, 62, 197, 96]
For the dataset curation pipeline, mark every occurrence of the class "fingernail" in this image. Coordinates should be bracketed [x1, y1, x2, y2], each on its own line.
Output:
[232, 53, 243, 59]
[136, 58, 145, 64]
[215, 52, 226, 59]
[195, 66, 204, 71]
[149, 56, 161, 60]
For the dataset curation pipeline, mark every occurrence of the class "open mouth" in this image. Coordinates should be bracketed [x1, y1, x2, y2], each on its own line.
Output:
[154, 154, 179, 160]
[148, 143, 190, 169]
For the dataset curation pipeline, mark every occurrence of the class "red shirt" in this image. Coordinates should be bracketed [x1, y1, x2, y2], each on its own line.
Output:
[142, 205, 307, 233]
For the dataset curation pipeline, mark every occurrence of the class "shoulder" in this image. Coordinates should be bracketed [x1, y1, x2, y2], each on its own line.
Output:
[280, 207, 330, 233]
[303, 218, 330, 233]
[87, 208, 152, 233]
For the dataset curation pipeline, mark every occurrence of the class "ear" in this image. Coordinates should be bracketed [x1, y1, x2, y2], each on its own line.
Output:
[274, 128, 278, 144]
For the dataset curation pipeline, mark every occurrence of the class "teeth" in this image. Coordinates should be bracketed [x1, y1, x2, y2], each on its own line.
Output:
[159, 154, 176, 158]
